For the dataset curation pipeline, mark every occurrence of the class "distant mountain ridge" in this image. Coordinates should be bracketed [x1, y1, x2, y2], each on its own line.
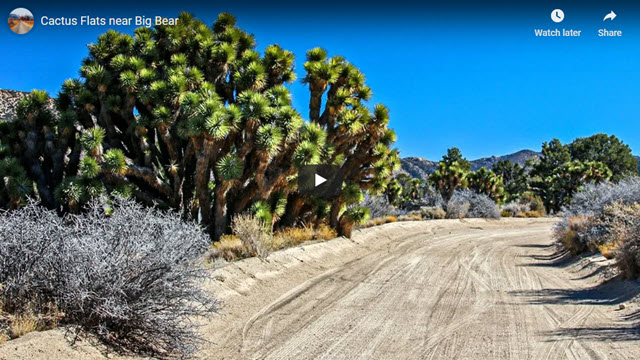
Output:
[0, 89, 57, 122]
[401, 150, 542, 180]
[0, 89, 30, 121]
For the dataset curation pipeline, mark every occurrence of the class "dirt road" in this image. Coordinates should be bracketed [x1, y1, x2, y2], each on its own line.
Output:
[204, 218, 639, 360]
[2, 218, 638, 359]
[10, 21, 33, 34]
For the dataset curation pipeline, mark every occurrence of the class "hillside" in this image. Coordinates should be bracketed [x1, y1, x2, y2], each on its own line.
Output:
[0, 89, 30, 121]
[401, 150, 542, 179]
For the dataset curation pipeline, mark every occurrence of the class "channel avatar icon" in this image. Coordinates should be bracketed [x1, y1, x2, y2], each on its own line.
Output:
[8, 8, 34, 34]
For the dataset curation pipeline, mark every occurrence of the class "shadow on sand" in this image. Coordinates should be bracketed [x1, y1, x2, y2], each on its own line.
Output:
[508, 282, 640, 306]
[508, 239, 640, 342]
[539, 325, 640, 342]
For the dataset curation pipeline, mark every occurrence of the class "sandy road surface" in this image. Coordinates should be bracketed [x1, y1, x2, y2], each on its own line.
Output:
[10, 21, 33, 34]
[2, 218, 639, 359]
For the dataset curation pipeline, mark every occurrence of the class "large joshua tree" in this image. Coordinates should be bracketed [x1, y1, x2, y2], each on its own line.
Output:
[300, 48, 400, 233]
[2, 12, 398, 239]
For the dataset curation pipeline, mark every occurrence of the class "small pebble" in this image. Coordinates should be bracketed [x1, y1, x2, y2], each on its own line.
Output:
[619, 303, 626, 310]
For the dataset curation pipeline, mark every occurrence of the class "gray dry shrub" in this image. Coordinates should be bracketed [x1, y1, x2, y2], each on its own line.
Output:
[564, 177, 640, 217]
[232, 213, 273, 259]
[445, 199, 470, 219]
[447, 190, 500, 219]
[0, 199, 217, 358]
[555, 177, 640, 255]
[405, 187, 445, 211]
[502, 201, 529, 216]
[361, 193, 397, 219]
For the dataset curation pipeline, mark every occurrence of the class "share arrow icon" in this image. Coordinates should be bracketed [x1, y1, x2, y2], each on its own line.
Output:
[603, 11, 617, 21]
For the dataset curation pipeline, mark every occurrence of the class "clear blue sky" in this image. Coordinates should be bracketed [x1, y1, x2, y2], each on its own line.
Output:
[2, 1, 639, 160]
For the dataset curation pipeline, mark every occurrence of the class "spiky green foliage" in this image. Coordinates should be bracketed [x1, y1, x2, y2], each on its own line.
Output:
[299, 48, 399, 235]
[441, 147, 471, 172]
[1, 12, 398, 240]
[0, 158, 32, 208]
[545, 160, 612, 212]
[530, 136, 628, 212]
[468, 167, 506, 204]
[493, 160, 529, 201]
[430, 161, 469, 202]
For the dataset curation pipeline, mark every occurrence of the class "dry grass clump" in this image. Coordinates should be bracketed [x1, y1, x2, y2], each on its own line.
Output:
[421, 206, 446, 220]
[598, 241, 621, 260]
[360, 211, 425, 228]
[616, 229, 640, 279]
[367, 218, 386, 227]
[525, 210, 545, 218]
[208, 223, 339, 262]
[555, 215, 592, 255]
[514, 210, 545, 218]
[231, 214, 273, 259]
[208, 235, 252, 261]
[315, 224, 338, 240]
[398, 213, 422, 222]
[274, 227, 315, 246]
[1, 301, 63, 341]
[273, 224, 338, 247]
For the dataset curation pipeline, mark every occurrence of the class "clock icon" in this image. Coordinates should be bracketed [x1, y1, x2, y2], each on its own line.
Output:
[551, 9, 564, 23]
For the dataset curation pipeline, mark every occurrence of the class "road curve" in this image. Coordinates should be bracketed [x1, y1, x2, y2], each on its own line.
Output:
[1, 218, 638, 360]
[205, 218, 639, 360]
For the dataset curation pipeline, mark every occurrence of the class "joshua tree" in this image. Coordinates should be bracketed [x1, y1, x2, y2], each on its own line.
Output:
[385, 179, 402, 206]
[546, 160, 612, 211]
[468, 167, 505, 204]
[442, 147, 471, 172]
[493, 159, 528, 201]
[1, 12, 398, 239]
[430, 161, 469, 202]
[299, 47, 400, 235]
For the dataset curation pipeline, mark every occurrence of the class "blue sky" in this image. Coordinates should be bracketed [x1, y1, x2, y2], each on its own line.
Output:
[2, 1, 639, 160]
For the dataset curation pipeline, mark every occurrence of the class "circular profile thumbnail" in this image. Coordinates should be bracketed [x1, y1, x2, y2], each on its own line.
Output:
[8, 8, 34, 34]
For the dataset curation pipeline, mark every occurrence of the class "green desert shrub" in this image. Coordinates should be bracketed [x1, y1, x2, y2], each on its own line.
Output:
[0, 199, 217, 357]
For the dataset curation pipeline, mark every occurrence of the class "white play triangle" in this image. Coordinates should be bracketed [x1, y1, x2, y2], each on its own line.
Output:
[315, 173, 327, 187]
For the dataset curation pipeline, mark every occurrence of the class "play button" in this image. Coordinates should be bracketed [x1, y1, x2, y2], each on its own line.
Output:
[298, 165, 343, 198]
[315, 174, 327, 187]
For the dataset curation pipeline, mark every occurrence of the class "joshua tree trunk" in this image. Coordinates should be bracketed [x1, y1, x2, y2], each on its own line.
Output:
[195, 137, 214, 233]
[281, 194, 305, 227]
[213, 180, 231, 241]
[308, 84, 326, 122]
[329, 199, 342, 231]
